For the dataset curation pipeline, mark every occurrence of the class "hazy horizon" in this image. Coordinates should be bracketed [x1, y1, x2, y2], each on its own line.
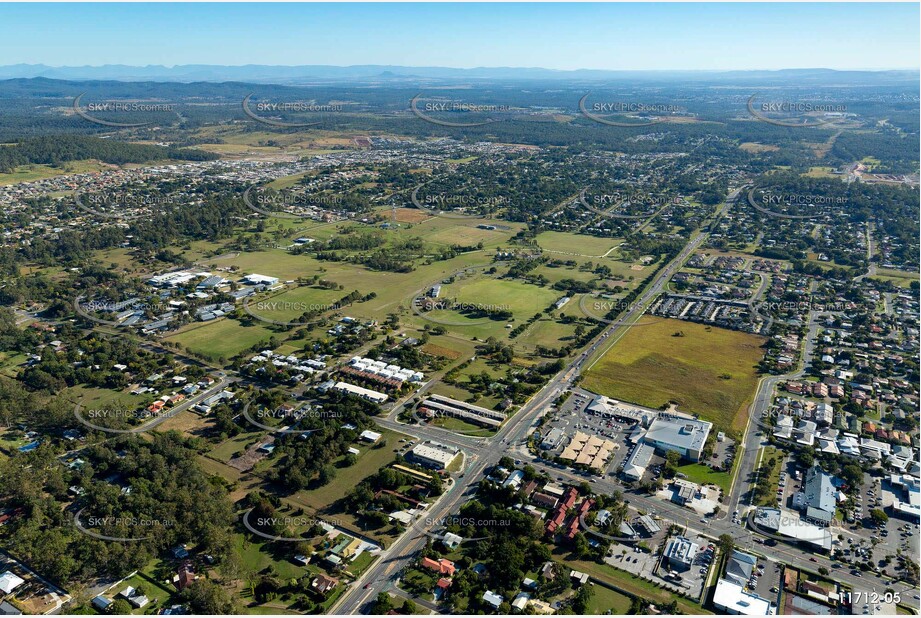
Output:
[1, 3, 917, 72]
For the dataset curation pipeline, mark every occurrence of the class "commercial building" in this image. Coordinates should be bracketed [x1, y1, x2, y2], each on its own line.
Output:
[359, 429, 382, 443]
[622, 443, 655, 481]
[671, 479, 700, 505]
[663, 536, 699, 571]
[196, 275, 227, 290]
[585, 394, 654, 424]
[409, 441, 460, 470]
[713, 579, 774, 615]
[331, 381, 388, 404]
[241, 274, 279, 286]
[559, 431, 616, 470]
[419, 394, 505, 429]
[147, 270, 210, 288]
[540, 428, 565, 450]
[724, 550, 758, 587]
[889, 474, 921, 521]
[801, 464, 836, 526]
[753, 508, 832, 552]
[640, 414, 712, 461]
[636, 514, 660, 535]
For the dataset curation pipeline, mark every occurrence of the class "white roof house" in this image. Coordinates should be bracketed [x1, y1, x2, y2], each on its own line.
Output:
[511, 592, 531, 611]
[482, 591, 503, 609]
[0, 572, 24, 595]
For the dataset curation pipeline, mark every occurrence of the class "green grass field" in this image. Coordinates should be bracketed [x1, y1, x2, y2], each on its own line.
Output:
[585, 583, 633, 615]
[0, 160, 113, 185]
[416, 275, 561, 341]
[62, 384, 149, 412]
[514, 315, 581, 349]
[163, 319, 277, 361]
[870, 267, 919, 289]
[535, 231, 622, 257]
[0, 351, 27, 378]
[427, 381, 504, 411]
[246, 285, 346, 323]
[583, 317, 766, 436]
[676, 462, 733, 494]
[208, 432, 266, 462]
[441, 276, 559, 317]
[431, 415, 496, 437]
[532, 263, 599, 284]
[232, 532, 313, 580]
[400, 216, 521, 248]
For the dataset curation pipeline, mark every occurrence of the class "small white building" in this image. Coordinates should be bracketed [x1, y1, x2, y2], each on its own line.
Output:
[0, 572, 24, 595]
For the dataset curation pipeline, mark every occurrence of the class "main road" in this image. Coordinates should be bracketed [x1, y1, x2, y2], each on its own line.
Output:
[332, 189, 741, 614]
[333, 185, 908, 612]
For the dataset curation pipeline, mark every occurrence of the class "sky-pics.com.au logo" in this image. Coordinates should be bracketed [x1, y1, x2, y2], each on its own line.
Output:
[415, 515, 514, 544]
[410, 93, 512, 127]
[578, 188, 677, 220]
[241, 401, 339, 434]
[72, 93, 175, 128]
[242, 296, 341, 327]
[747, 187, 847, 220]
[74, 190, 176, 220]
[746, 94, 848, 128]
[242, 94, 343, 128]
[759, 300, 849, 314]
[579, 93, 684, 127]
[242, 184, 342, 218]
[241, 509, 341, 542]
[412, 297, 513, 327]
[411, 183, 508, 219]
[578, 296, 658, 327]
[73, 402, 176, 434]
[73, 508, 175, 542]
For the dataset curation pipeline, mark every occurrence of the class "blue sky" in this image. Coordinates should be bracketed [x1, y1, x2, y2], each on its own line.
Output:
[1, 3, 917, 71]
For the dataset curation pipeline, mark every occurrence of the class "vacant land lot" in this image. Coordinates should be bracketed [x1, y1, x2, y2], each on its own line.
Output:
[536, 231, 622, 257]
[676, 461, 733, 494]
[583, 317, 765, 436]
[247, 285, 346, 322]
[513, 315, 581, 349]
[164, 318, 277, 361]
[0, 159, 113, 185]
[586, 583, 633, 615]
[286, 427, 410, 514]
[442, 276, 558, 318]
[403, 216, 520, 248]
[871, 267, 919, 289]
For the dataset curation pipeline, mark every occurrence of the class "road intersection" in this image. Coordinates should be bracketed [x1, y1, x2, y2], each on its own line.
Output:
[333, 188, 913, 614]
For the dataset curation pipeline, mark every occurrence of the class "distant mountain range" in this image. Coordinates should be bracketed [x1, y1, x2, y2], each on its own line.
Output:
[0, 64, 917, 85]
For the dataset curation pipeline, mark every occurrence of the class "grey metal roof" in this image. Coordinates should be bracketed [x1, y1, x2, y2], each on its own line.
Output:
[644, 415, 712, 452]
[804, 464, 836, 516]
